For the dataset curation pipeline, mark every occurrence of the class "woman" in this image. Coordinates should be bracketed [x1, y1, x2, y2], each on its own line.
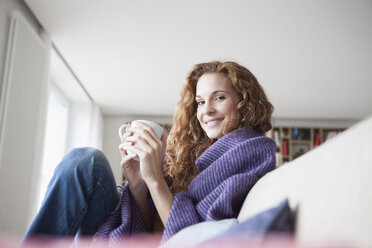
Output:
[23, 61, 276, 244]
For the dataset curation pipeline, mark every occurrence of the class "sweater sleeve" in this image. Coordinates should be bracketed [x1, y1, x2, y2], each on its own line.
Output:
[161, 189, 200, 241]
[95, 183, 146, 243]
[161, 135, 276, 242]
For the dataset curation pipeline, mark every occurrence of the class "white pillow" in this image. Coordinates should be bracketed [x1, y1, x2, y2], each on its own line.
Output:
[161, 218, 238, 247]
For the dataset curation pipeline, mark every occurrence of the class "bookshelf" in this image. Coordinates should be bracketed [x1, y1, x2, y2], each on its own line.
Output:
[270, 126, 345, 167]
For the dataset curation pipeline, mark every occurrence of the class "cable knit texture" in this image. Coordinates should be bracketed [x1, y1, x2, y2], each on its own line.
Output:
[95, 128, 276, 244]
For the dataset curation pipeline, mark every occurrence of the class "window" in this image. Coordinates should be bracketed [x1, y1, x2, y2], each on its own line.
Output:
[37, 83, 69, 210]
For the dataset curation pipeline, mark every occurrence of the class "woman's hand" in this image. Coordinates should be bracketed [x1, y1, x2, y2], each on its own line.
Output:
[121, 121, 167, 186]
[122, 122, 173, 226]
[119, 128, 153, 229]
[119, 131, 147, 193]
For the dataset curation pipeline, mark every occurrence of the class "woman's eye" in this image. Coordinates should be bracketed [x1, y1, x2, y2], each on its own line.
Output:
[197, 100, 205, 105]
[215, 96, 226, 101]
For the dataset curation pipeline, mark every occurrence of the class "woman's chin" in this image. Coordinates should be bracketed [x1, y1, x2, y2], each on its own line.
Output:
[205, 130, 223, 139]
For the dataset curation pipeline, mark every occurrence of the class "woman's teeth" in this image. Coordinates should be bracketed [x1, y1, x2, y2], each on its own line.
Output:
[206, 119, 223, 126]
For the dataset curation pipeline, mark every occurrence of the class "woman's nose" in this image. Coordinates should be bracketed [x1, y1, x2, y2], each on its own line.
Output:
[203, 101, 215, 115]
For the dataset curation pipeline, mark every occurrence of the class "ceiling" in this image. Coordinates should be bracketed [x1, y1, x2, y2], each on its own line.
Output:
[24, 0, 372, 120]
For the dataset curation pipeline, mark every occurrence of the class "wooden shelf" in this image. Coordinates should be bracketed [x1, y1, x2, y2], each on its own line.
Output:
[270, 126, 345, 167]
[291, 140, 311, 144]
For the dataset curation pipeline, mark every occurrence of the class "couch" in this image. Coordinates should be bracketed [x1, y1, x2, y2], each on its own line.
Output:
[237, 114, 372, 247]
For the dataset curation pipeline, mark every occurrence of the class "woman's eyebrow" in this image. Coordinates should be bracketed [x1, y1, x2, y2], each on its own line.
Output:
[212, 90, 228, 95]
[196, 90, 228, 99]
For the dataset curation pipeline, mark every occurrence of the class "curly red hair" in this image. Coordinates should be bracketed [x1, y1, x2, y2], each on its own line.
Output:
[163, 61, 273, 193]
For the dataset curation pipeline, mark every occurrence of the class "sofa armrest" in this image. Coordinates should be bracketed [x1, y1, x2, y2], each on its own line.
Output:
[238, 115, 372, 247]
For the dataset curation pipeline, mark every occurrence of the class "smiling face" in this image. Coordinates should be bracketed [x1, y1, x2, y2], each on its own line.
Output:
[196, 73, 240, 139]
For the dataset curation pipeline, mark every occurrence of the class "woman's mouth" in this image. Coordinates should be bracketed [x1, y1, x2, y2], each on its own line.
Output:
[205, 118, 224, 126]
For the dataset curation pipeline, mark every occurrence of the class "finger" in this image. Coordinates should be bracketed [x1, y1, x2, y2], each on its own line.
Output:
[120, 130, 134, 143]
[127, 135, 154, 153]
[128, 123, 158, 141]
[122, 153, 137, 163]
[132, 121, 151, 130]
[119, 142, 135, 151]
[126, 130, 162, 153]
[128, 126, 161, 145]
[119, 142, 135, 158]
[119, 144, 138, 163]
[122, 144, 145, 158]
[119, 148, 129, 163]
[124, 130, 134, 137]
[121, 154, 138, 168]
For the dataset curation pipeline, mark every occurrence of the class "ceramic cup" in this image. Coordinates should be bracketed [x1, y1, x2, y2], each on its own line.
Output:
[118, 120, 163, 161]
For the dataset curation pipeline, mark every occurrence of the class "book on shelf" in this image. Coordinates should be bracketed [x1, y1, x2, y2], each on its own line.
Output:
[282, 140, 288, 156]
[292, 128, 299, 139]
[314, 133, 321, 146]
[274, 130, 280, 146]
[270, 126, 346, 166]
[292, 128, 311, 140]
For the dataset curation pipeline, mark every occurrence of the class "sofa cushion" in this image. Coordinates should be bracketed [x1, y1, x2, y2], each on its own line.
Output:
[208, 198, 294, 243]
[162, 198, 294, 247]
[161, 218, 237, 247]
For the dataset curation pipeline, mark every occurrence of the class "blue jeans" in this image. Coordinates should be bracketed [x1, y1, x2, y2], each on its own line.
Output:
[23, 147, 120, 239]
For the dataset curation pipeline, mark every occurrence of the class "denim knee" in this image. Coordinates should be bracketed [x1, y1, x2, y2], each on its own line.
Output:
[69, 147, 105, 159]
[55, 147, 110, 181]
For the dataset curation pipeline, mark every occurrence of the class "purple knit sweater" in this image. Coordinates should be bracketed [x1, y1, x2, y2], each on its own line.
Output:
[95, 129, 276, 244]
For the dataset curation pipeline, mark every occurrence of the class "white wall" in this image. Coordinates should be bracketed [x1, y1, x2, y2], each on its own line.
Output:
[102, 115, 173, 184]
[272, 117, 358, 128]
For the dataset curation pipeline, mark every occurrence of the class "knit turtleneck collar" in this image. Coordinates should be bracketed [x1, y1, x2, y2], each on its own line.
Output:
[195, 128, 263, 173]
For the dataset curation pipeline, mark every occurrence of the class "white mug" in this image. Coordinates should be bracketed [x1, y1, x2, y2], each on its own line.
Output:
[118, 120, 164, 161]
